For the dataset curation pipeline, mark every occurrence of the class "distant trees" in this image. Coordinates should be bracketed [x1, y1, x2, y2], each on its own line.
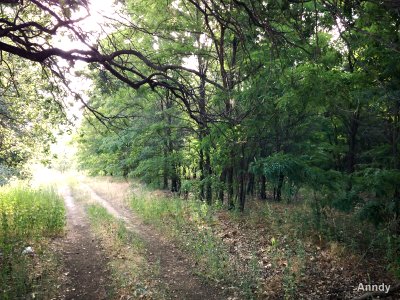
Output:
[76, 0, 400, 218]
[0, 54, 65, 182]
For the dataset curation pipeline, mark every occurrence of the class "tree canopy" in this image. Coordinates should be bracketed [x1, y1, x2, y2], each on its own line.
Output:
[1, 0, 399, 230]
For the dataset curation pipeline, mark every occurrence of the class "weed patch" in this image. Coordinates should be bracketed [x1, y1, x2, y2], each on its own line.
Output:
[86, 203, 165, 299]
[0, 183, 65, 299]
[130, 191, 263, 298]
[129, 184, 400, 299]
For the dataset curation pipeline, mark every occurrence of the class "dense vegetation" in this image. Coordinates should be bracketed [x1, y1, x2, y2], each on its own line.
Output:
[73, 0, 400, 235]
[0, 184, 65, 299]
[0, 54, 67, 182]
[1, 0, 399, 293]
[74, 0, 400, 281]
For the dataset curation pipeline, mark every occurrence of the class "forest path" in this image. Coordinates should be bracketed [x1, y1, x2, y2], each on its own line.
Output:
[78, 181, 229, 300]
[55, 185, 111, 299]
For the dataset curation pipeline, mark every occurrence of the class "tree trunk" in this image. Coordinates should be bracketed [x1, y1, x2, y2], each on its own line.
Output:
[171, 175, 178, 192]
[260, 175, 267, 200]
[346, 111, 360, 173]
[227, 165, 234, 209]
[275, 172, 284, 201]
[247, 173, 254, 196]
[239, 171, 245, 212]
[219, 168, 226, 203]
[199, 148, 205, 200]
[205, 151, 212, 205]
[238, 144, 246, 212]
[197, 45, 211, 203]
[164, 91, 179, 193]
[163, 146, 169, 189]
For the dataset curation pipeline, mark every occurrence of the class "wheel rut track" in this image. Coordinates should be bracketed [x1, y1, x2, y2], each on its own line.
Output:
[57, 186, 111, 300]
[81, 183, 230, 300]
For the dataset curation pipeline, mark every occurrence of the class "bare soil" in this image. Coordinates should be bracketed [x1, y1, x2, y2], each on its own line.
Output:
[55, 186, 111, 299]
[54, 180, 229, 299]
[55, 177, 400, 300]
[80, 182, 229, 300]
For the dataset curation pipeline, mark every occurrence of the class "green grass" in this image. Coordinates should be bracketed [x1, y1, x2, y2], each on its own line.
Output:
[87, 204, 144, 250]
[82, 177, 399, 298]
[129, 190, 262, 298]
[86, 203, 165, 299]
[129, 186, 400, 298]
[0, 183, 65, 299]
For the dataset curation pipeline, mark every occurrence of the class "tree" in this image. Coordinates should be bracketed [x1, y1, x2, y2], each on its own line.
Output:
[0, 53, 65, 183]
[2, 0, 400, 225]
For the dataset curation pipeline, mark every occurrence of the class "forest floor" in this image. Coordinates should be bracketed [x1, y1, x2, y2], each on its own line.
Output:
[55, 175, 229, 299]
[53, 174, 400, 299]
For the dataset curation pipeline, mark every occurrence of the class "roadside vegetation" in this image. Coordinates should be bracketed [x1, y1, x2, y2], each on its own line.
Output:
[88, 204, 164, 299]
[128, 181, 399, 299]
[130, 185, 258, 298]
[70, 1, 400, 297]
[0, 183, 65, 299]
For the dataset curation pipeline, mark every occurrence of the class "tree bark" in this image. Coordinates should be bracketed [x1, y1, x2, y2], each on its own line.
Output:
[219, 168, 226, 203]
[227, 165, 234, 209]
[346, 109, 360, 173]
[205, 151, 212, 205]
[247, 173, 254, 196]
[199, 148, 205, 200]
[239, 144, 246, 212]
[260, 175, 267, 200]
[275, 172, 284, 201]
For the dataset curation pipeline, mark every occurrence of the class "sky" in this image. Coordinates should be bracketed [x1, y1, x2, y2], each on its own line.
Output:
[49, 0, 205, 158]
[50, 1, 121, 162]
[55, 0, 121, 51]
[53, 1, 124, 122]
[45, 0, 346, 173]
[53, 0, 198, 127]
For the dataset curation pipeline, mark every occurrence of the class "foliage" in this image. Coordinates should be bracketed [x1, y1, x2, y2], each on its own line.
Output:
[251, 153, 309, 191]
[0, 183, 65, 299]
[72, 0, 400, 234]
[1, 0, 400, 293]
[0, 55, 67, 184]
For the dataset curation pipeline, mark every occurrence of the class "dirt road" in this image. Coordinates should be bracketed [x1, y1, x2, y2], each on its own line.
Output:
[56, 186, 111, 299]
[57, 181, 229, 299]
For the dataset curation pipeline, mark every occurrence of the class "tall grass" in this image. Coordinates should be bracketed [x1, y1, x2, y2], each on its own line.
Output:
[86, 203, 164, 299]
[0, 183, 65, 299]
[129, 184, 400, 298]
[130, 190, 262, 298]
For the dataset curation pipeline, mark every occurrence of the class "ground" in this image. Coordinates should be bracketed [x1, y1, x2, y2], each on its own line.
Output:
[47, 173, 399, 300]
[54, 186, 111, 299]
[54, 176, 228, 300]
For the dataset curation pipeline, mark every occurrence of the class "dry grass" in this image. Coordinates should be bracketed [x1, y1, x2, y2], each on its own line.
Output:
[73, 176, 400, 299]
[69, 181, 166, 299]
[83, 176, 132, 206]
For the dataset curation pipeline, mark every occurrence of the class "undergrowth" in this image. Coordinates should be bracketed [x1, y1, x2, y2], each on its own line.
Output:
[129, 182, 400, 299]
[0, 183, 65, 299]
[129, 186, 263, 298]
